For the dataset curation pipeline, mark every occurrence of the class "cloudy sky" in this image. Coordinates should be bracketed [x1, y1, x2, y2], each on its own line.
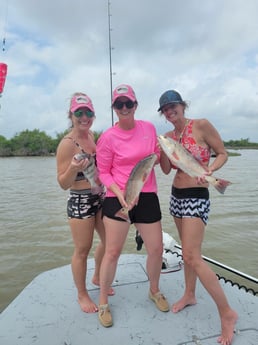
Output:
[0, 0, 258, 141]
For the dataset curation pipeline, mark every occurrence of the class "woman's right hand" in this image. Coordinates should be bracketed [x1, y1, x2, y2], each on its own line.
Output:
[117, 192, 128, 210]
[71, 155, 89, 172]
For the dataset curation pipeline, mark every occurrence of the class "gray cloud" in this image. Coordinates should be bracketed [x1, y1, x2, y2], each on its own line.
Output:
[0, 0, 258, 141]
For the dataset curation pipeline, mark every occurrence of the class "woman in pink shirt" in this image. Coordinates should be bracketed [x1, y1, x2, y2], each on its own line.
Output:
[96, 84, 169, 327]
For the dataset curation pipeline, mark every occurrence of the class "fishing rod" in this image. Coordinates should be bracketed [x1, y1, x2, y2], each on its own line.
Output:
[107, 0, 114, 126]
[0, 0, 8, 102]
[1, 0, 9, 52]
[174, 244, 258, 284]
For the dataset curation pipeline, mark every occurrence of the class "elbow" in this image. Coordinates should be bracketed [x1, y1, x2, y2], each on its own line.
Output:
[225, 150, 229, 162]
[57, 178, 70, 191]
[163, 169, 171, 175]
[160, 165, 171, 175]
[58, 183, 69, 191]
[221, 150, 228, 164]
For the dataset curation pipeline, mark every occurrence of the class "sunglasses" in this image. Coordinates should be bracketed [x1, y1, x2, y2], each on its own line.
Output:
[113, 100, 135, 110]
[73, 109, 95, 118]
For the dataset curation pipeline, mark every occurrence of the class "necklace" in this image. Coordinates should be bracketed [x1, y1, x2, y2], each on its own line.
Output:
[177, 119, 189, 143]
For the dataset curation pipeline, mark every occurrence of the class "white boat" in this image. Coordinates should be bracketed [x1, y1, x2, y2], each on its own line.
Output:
[0, 235, 257, 345]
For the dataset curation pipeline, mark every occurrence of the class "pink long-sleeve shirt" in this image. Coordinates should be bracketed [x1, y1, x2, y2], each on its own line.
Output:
[96, 120, 160, 197]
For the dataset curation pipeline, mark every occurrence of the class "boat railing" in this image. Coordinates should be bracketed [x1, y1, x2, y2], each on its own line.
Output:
[174, 244, 258, 295]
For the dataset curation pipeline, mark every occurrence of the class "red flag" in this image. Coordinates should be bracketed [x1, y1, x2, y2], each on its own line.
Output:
[0, 63, 8, 94]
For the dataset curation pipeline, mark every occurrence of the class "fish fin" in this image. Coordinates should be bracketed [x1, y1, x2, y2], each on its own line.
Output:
[114, 208, 131, 223]
[213, 178, 232, 194]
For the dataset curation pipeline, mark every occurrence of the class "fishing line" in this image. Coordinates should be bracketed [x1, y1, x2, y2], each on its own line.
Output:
[2, 0, 9, 51]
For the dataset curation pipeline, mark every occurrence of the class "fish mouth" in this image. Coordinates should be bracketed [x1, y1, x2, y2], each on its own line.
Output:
[115, 207, 131, 222]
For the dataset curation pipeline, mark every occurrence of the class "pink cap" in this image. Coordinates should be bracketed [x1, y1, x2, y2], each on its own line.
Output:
[112, 84, 137, 104]
[70, 94, 95, 113]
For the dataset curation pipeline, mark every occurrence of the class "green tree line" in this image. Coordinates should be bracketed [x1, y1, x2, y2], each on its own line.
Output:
[0, 129, 102, 157]
[0, 129, 257, 157]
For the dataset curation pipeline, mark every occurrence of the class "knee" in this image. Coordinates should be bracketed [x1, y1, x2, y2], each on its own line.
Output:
[73, 247, 90, 261]
[147, 244, 163, 258]
[105, 247, 121, 262]
[182, 251, 200, 268]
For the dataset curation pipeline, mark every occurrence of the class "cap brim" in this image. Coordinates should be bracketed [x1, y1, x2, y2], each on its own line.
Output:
[158, 101, 182, 112]
[71, 104, 94, 113]
[112, 95, 136, 105]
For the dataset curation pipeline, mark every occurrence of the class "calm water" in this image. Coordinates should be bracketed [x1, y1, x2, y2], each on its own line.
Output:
[0, 151, 258, 311]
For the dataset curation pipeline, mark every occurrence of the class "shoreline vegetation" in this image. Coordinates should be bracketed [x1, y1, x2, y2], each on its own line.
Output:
[0, 129, 257, 157]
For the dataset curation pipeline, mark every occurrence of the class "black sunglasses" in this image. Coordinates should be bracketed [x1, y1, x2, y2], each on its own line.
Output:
[113, 100, 135, 110]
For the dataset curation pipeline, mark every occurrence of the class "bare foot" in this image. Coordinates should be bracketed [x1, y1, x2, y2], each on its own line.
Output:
[217, 310, 238, 345]
[107, 287, 115, 296]
[78, 294, 98, 313]
[92, 278, 115, 296]
[171, 295, 197, 313]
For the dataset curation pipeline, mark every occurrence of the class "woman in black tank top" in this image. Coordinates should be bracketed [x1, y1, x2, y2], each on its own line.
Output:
[56, 92, 114, 313]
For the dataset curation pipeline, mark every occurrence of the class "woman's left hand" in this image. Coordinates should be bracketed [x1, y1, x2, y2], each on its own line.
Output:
[196, 169, 213, 184]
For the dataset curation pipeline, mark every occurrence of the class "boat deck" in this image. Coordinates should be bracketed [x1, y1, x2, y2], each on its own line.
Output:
[0, 254, 257, 345]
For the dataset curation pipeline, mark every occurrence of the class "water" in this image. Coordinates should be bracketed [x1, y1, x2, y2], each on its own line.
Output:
[0, 151, 258, 312]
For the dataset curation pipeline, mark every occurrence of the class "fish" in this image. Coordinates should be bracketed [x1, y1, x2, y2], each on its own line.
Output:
[115, 153, 157, 222]
[74, 153, 101, 193]
[157, 135, 232, 194]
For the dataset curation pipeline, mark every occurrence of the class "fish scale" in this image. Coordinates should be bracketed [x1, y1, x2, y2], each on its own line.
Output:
[74, 153, 100, 193]
[115, 153, 157, 222]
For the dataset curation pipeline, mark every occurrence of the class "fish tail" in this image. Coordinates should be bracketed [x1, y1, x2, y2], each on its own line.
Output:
[115, 208, 131, 223]
[213, 178, 232, 194]
[91, 185, 102, 194]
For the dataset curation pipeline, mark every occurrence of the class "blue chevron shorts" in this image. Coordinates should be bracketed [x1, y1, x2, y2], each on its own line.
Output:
[169, 186, 210, 225]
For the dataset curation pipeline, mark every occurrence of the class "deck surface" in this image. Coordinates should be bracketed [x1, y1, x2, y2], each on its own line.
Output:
[0, 254, 257, 345]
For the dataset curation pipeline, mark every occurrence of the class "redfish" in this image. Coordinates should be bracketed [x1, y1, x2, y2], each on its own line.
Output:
[115, 154, 157, 221]
[158, 135, 231, 194]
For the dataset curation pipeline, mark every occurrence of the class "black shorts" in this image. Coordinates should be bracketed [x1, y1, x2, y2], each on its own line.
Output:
[102, 192, 162, 224]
